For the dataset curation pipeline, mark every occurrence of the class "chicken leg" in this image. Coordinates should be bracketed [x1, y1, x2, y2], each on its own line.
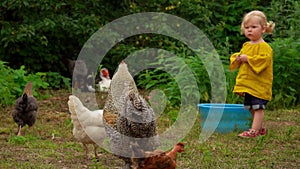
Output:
[93, 144, 100, 161]
[83, 143, 100, 161]
[122, 157, 133, 169]
[82, 143, 89, 159]
[17, 125, 22, 136]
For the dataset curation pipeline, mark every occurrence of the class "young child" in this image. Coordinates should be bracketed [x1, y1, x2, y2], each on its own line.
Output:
[230, 10, 275, 138]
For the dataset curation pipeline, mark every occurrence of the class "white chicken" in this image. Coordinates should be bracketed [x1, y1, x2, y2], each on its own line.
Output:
[68, 95, 106, 160]
[98, 68, 111, 92]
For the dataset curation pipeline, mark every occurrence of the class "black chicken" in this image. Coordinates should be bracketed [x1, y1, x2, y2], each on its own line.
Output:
[12, 82, 38, 136]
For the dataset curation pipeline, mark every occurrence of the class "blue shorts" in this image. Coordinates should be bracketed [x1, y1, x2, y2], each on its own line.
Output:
[244, 93, 268, 110]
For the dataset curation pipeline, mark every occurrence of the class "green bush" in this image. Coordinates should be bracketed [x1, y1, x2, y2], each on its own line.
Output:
[0, 61, 46, 106]
[136, 38, 300, 109]
[1, 0, 299, 109]
[268, 38, 300, 108]
[0, 0, 125, 76]
[136, 44, 210, 108]
[43, 72, 71, 90]
[2, 0, 297, 76]
[267, 0, 300, 39]
[0, 61, 70, 107]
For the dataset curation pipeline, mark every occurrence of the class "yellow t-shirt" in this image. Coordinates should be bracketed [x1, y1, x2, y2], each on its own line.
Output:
[230, 41, 273, 101]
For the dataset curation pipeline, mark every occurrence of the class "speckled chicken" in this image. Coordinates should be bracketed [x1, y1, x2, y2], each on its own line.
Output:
[131, 142, 185, 169]
[68, 95, 106, 160]
[103, 61, 159, 168]
[12, 82, 38, 136]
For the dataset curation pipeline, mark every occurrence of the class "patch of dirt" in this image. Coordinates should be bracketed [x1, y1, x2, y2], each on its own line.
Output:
[265, 120, 297, 129]
[2, 89, 299, 168]
[0, 90, 124, 168]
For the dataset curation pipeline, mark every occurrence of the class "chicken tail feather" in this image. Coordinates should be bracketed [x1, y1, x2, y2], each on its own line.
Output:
[23, 82, 33, 97]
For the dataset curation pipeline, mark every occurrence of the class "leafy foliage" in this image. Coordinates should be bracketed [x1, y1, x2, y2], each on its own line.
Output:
[269, 38, 300, 108]
[0, 0, 127, 76]
[136, 37, 300, 109]
[1, 0, 298, 75]
[136, 43, 211, 108]
[43, 72, 71, 89]
[0, 61, 45, 106]
[268, 0, 300, 39]
[0, 0, 300, 108]
[0, 60, 70, 107]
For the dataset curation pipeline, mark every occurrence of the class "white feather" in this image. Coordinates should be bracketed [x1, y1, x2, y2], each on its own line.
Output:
[68, 95, 106, 158]
[98, 78, 111, 92]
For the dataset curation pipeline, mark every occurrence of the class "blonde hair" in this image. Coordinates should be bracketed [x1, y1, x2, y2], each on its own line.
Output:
[241, 10, 275, 34]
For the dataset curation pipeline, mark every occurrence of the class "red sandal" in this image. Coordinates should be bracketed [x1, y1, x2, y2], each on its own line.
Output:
[259, 128, 267, 136]
[238, 129, 260, 138]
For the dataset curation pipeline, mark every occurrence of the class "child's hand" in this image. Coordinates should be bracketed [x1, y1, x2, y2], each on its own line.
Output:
[236, 54, 248, 63]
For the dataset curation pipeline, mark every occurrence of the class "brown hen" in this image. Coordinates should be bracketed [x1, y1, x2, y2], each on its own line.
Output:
[131, 142, 185, 169]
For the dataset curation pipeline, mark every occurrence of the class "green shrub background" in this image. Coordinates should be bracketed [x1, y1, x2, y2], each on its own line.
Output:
[0, 0, 299, 109]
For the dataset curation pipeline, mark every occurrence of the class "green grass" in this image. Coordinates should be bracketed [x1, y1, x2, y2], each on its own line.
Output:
[0, 90, 299, 168]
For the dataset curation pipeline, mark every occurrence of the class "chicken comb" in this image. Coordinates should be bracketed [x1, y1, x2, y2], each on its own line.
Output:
[101, 68, 109, 77]
[23, 82, 33, 97]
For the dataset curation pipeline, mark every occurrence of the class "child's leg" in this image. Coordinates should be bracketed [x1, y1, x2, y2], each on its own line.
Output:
[239, 93, 267, 138]
[250, 109, 255, 118]
[251, 109, 264, 131]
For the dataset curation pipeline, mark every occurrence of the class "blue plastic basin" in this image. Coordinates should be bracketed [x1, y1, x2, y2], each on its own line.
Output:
[198, 103, 252, 133]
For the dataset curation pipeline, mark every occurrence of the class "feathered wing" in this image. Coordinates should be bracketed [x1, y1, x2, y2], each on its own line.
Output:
[131, 143, 175, 169]
[117, 89, 158, 150]
[131, 142, 184, 169]
[68, 95, 107, 160]
[99, 78, 111, 92]
[69, 95, 104, 126]
[103, 62, 159, 167]
[68, 95, 106, 146]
